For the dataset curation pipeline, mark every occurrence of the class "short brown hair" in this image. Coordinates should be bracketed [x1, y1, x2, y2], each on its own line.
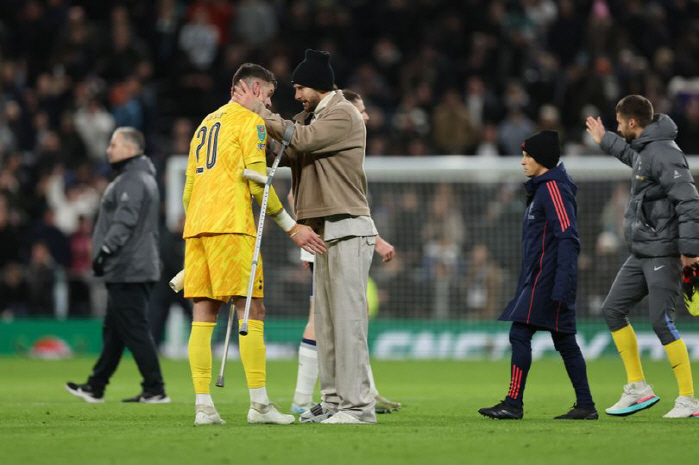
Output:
[342, 89, 361, 103]
[232, 63, 277, 88]
[616, 95, 654, 128]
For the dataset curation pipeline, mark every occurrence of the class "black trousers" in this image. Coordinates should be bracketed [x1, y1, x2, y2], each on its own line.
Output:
[88, 282, 165, 395]
[148, 279, 192, 347]
[506, 322, 594, 409]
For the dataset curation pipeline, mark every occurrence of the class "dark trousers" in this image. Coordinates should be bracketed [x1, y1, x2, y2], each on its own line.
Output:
[506, 322, 594, 409]
[88, 282, 165, 395]
[148, 279, 192, 347]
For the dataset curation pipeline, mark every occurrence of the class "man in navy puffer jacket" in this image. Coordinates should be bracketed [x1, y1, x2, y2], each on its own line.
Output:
[479, 130, 597, 420]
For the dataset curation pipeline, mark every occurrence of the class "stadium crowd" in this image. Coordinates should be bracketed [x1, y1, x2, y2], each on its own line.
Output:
[2, 0, 699, 318]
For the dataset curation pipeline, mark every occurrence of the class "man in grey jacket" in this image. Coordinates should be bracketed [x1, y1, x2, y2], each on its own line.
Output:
[66, 127, 169, 404]
[587, 95, 699, 418]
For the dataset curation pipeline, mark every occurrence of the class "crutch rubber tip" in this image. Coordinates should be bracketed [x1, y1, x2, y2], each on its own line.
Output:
[238, 330, 248, 336]
[215, 376, 224, 388]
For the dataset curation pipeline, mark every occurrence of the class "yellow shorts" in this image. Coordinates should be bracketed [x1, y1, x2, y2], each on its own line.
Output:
[184, 234, 263, 302]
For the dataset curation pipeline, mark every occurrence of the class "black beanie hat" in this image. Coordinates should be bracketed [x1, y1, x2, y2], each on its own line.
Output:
[522, 130, 561, 169]
[291, 49, 335, 91]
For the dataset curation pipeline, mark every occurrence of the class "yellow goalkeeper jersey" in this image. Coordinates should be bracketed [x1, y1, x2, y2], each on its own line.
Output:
[183, 101, 276, 238]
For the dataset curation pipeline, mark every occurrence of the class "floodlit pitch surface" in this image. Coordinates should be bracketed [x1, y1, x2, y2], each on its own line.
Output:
[1, 358, 696, 465]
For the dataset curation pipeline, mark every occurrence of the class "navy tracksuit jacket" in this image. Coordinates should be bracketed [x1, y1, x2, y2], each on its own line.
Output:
[499, 163, 580, 334]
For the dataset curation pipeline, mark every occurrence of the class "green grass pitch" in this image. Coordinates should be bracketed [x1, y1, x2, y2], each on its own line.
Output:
[1, 357, 697, 465]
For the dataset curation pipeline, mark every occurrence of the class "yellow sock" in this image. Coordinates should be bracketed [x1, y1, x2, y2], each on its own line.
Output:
[188, 322, 216, 394]
[664, 339, 694, 397]
[611, 325, 645, 383]
[239, 319, 266, 389]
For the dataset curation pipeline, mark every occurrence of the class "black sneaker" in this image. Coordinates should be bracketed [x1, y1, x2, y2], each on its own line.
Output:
[65, 382, 104, 403]
[122, 392, 171, 403]
[554, 404, 598, 420]
[478, 400, 523, 419]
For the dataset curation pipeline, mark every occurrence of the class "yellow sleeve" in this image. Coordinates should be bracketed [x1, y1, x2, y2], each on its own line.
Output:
[246, 160, 283, 216]
[242, 115, 282, 216]
[182, 143, 197, 212]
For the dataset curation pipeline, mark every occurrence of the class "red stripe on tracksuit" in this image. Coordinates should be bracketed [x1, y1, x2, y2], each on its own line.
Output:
[527, 222, 546, 324]
[508, 365, 515, 397]
[546, 182, 570, 231]
[509, 366, 522, 399]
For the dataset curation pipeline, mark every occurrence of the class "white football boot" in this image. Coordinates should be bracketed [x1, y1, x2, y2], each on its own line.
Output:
[605, 382, 660, 416]
[247, 402, 294, 425]
[321, 411, 370, 424]
[663, 396, 699, 418]
[194, 404, 226, 426]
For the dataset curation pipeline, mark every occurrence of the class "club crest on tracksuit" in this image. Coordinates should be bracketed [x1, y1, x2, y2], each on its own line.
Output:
[257, 125, 266, 141]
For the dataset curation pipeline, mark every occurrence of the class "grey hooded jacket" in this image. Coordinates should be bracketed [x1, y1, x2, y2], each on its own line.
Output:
[600, 113, 699, 258]
[92, 155, 161, 282]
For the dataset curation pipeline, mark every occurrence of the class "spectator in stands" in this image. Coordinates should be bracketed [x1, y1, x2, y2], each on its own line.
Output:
[432, 88, 477, 154]
[68, 215, 93, 316]
[0, 262, 30, 316]
[463, 243, 504, 319]
[74, 96, 116, 163]
[0, 195, 20, 267]
[26, 241, 58, 316]
[474, 124, 503, 156]
[675, 97, 699, 155]
[178, 8, 219, 71]
[498, 105, 535, 155]
[422, 184, 466, 319]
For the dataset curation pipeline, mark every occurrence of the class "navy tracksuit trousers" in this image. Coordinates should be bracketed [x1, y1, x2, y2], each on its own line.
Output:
[505, 322, 594, 409]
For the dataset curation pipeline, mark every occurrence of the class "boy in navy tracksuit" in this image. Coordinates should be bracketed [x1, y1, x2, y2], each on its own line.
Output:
[478, 130, 597, 420]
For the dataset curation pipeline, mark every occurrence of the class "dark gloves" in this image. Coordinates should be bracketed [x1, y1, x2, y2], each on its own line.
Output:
[683, 263, 699, 316]
[92, 246, 113, 277]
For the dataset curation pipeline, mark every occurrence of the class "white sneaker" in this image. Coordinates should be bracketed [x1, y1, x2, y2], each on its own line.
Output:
[605, 382, 660, 416]
[663, 396, 699, 418]
[247, 402, 294, 425]
[299, 403, 335, 423]
[194, 404, 226, 426]
[321, 411, 370, 424]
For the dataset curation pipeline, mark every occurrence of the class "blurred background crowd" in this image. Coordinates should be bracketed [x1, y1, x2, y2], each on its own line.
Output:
[2, 0, 699, 321]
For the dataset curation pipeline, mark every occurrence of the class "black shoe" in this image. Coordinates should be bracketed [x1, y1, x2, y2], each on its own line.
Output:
[478, 400, 523, 420]
[122, 392, 171, 403]
[554, 404, 598, 420]
[65, 382, 104, 403]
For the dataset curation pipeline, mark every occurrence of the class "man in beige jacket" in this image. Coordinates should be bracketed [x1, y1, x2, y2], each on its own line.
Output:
[233, 49, 377, 424]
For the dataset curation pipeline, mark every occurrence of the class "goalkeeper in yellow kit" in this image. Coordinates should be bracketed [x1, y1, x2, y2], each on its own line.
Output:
[183, 63, 326, 426]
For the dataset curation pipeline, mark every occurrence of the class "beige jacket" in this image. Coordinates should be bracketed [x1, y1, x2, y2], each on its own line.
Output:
[251, 91, 371, 223]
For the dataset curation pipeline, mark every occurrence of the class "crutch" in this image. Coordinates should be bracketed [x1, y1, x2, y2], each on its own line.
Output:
[216, 123, 296, 388]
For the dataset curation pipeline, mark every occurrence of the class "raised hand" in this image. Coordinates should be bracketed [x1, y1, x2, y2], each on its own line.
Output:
[585, 116, 606, 145]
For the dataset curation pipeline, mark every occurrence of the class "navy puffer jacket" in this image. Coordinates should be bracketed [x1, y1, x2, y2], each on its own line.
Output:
[499, 163, 580, 334]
